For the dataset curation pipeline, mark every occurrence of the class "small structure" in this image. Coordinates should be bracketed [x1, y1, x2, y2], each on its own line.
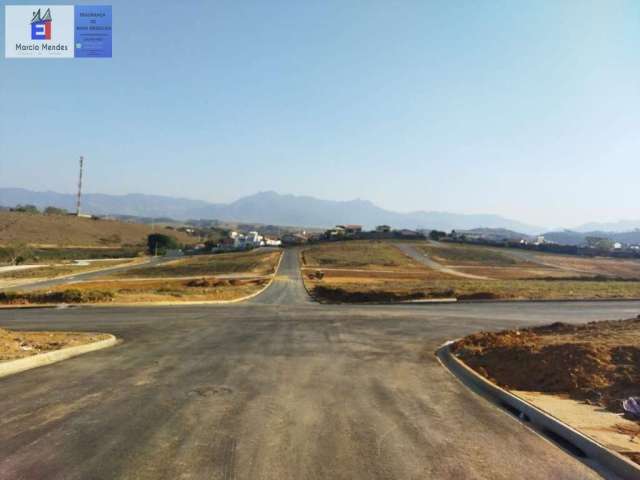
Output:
[336, 224, 362, 236]
[376, 225, 391, 233]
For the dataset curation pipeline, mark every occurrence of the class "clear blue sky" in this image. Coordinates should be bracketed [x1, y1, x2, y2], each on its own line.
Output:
[1, 0, 638, 228]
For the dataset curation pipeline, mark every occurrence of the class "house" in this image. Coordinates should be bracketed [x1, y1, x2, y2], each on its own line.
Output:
[376, 225, 391, 233]
[325, 226, 345, 239]
[264, 237, 282, 247]
[336, 224, 362, 236]
[233, 231, 264, 249]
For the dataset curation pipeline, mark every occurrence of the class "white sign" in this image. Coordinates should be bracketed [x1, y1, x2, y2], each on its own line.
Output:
[5, 5, 74, 58]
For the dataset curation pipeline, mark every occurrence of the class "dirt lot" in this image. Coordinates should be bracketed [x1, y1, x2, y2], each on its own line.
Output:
[0, 211, 193, 247]
[109, 249, 281, 279]
[420, 242, 640, 280]
[302, 241, 640, 302]
[302, 241, 426, 271]
[451, 317, 640, 414]
[0, 328, 109, 361]
[307, 274, 640, 303]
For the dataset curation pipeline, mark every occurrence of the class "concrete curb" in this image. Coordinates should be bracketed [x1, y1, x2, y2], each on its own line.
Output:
[0, 334, 118, 379]
[436, 342, 640, 480]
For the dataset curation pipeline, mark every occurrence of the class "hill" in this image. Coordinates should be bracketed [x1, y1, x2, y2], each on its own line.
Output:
[0, 188, 544, 234]
[0, 211, 194, 247]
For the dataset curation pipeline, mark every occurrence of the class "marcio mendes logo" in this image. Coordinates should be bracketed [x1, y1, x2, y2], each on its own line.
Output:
[31, 8, 52, 40]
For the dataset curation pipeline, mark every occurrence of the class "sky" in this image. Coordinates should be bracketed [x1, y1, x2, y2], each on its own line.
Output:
[1, 0, 639, 229]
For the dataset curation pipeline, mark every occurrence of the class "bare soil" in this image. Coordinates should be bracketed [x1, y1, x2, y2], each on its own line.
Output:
[0, 328, 109, 361]
[452, 317, 640, 413]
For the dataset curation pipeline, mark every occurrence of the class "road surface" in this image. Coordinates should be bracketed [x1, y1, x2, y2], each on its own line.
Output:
[1, 249, 637, 479]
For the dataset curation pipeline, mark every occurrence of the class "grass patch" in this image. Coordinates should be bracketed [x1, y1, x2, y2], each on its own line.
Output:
[109, 250, 280, 279]
[0, 277, 269, 305]
[0, 289, 115, 304]
[0, 259, 138, 280]
[418, 243, 522, 266]
[302, 241, 424, 270]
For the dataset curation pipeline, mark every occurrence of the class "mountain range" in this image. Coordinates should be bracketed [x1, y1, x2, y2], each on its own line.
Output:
[0, 188, 547, 233]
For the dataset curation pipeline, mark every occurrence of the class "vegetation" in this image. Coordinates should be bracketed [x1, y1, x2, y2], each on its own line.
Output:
[428, 230, 447, 241]
[419, 243, 520, 266]
[0, 278, 268, 305]
[0, 259, 138, 280]
[309, 277, 640, 302]
[111, 249, 281, 278]
[43, 206, 68, 215]
[0, 288, 115, 304]
[0, 211, 194, 248]
[147, 233, 180, 255]
[12, 204, 39, 214]
[302, 241, 424, 270]
[0, 242, 32, 265]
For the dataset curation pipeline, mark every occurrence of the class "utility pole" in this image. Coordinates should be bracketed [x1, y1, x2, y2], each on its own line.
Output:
[76, 156, 84, 216]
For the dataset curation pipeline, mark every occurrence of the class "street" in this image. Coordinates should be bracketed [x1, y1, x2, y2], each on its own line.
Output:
[1, 249, 637, 479]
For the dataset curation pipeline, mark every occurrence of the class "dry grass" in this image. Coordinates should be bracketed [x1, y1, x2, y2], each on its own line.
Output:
[530, 253, 640, 279]
[0, 277, 269, 305]
[109, 249, 281, 279]
[419, 243, 526, 266]
[301, 241, 640, 302]
[418, 242, 640, 281]
[0, 328, 109, 361]
[301, 241, 425, 270]
[307, 275, 640, 302]
[0, 211, 193, 247]
[0, 258, 139, 280]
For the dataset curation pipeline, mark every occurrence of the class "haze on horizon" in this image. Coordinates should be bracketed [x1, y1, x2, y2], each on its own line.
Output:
[1, 1, 638, 228]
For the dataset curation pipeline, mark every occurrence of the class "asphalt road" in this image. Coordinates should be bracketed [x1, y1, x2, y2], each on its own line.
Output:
[1, 249, 639, 479]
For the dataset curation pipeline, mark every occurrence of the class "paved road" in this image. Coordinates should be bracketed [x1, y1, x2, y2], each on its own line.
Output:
[1, 249, 638, 479]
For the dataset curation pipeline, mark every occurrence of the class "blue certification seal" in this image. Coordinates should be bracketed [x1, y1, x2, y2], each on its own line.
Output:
[74, 5, 111, 58]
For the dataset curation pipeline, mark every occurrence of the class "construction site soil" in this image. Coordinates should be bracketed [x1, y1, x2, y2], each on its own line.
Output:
[452, 317, 640, 414]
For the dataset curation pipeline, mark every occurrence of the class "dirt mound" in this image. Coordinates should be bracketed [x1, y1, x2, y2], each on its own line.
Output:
[312, 285, 428, 303]
[452, 317, 640, 412]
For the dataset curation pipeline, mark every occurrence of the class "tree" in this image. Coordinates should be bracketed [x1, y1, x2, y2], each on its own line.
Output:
[13, 204, 39, 214]
[429, 230, 447, 241]
[44, 206, 68, 215]
[0, 242, 32, 265]
[147, 234, 180, 255]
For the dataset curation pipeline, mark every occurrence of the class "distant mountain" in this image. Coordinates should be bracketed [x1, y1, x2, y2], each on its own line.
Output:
[0, 188, 544, 233]
[574, 220, 640, 233]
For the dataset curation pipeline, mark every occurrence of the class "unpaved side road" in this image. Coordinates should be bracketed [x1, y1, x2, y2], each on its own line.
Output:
[395, 243, 491, 279]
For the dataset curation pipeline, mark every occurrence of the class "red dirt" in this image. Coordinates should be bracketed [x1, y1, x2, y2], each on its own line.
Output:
[452, 317, 640, 413]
